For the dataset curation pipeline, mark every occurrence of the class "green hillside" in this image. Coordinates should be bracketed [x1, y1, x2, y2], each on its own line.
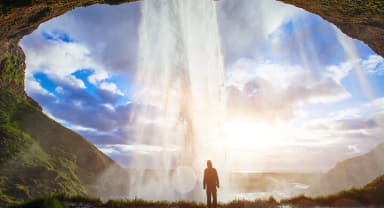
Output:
[0, 89, 127, 206]
[281, 174, 384, 207]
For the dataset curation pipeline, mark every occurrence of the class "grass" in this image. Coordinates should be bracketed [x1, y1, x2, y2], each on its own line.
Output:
[10, 176, 384, 208]
[4, 191, 369, 208]
[10, 196, 64, 208]
[10, 195, 216, 208]
[13, 174, 382, 208]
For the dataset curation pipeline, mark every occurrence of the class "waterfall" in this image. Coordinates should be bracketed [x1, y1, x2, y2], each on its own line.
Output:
[129, 0, 226, 200]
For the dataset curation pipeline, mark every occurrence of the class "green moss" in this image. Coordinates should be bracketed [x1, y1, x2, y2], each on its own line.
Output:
[42, 197, 64, 208]
[15, 185, 30, 198]
[0, 110, 10, 124]
[0, 56, 22, 85]
[322, 0, 384, 16]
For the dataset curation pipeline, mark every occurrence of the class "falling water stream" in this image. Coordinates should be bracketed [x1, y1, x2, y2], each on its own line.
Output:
[123, 0, 380, 203]
[129, 0, 227, 201]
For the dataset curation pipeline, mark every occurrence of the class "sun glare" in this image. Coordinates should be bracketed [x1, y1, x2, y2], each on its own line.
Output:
[224, 120, 285, 149]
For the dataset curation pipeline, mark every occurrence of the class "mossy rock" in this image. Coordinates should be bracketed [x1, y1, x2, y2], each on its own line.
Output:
[0, 56, 22, 85]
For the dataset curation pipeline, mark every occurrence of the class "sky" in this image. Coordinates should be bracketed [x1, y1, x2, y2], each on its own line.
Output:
[20, 0, 384, 172]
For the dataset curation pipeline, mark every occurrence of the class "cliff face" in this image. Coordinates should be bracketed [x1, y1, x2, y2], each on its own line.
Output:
[0, 40, 25, 96]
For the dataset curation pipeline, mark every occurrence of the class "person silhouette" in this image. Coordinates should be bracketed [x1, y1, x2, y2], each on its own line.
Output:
[203, 160, 219, 208]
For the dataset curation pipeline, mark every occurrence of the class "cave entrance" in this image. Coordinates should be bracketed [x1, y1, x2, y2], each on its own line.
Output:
[16, 0, 384, 201]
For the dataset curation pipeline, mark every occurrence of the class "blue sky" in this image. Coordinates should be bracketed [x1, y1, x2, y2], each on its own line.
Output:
[20, 0, 384, 172]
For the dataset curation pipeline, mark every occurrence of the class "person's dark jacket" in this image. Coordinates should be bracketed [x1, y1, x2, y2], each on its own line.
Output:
[203, 167, 219, 190]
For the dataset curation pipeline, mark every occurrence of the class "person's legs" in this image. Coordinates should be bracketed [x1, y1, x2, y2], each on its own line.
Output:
[212, 189, 217, 208]
[206, 189, 212, 208]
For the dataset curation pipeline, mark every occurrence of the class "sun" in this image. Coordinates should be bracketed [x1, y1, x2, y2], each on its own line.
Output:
[224, 120, 285, 149]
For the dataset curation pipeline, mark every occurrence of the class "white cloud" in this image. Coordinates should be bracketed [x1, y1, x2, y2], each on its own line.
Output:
[217, 0, 303, 63]
[328, 107, 362, 120]
[228, 58, 350, 102]
[31, 3, 141, 73]
[88, 70, 109, 85]
[25, 77, 53, 96]
[55, 86, 64, 94]
[367, 97, 384, 109]
[97, 144, 179, 155]
[348, 144, 361, 154]
[70, 124, 98, 132]
[225, 51, 384, 123]
[304, 99, 382, 131]
[98, 147, 121, 155]
[21, 37, 103, 89]
[254, 0, 300, 36]
[103, 103, 116, 111]
[326, 54, 384, 81]
[226, 58, 350, 121]
[43, 110, 68, 125]
[326, 59, 356, 83]
[361, 55, 384, 74]
[99, 81, 124, 96]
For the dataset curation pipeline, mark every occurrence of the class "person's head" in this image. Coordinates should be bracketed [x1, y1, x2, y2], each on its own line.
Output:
[207, 160, 213, 168]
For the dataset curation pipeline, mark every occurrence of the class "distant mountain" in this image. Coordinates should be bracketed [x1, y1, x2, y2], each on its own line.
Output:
[282, 174, 384, 207]
[309, 143, 384, 196]
[0, 89, 129, 206]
